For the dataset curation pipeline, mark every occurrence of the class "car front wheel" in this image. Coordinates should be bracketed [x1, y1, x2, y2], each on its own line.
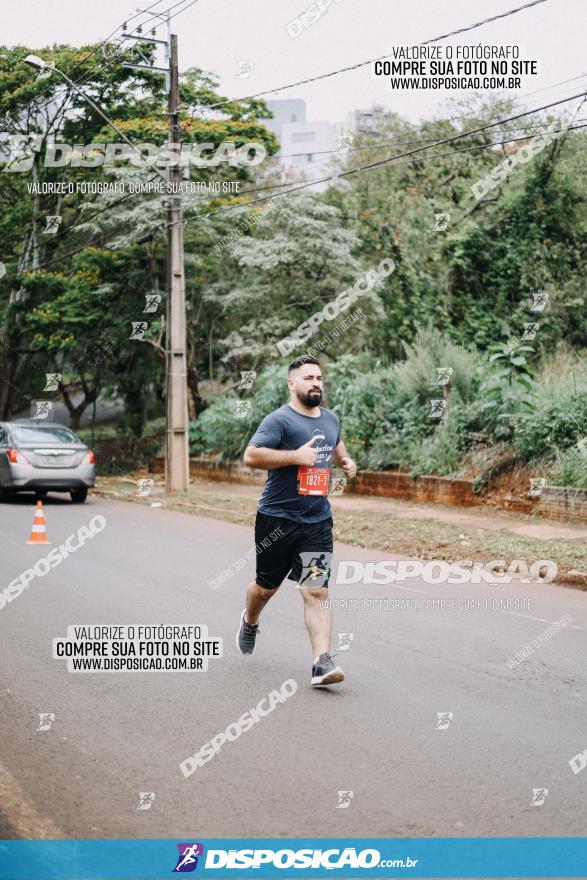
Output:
[70, 487, 88, 503]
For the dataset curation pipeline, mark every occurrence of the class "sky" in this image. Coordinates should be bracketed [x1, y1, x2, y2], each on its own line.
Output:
[4, 0, 586, 126]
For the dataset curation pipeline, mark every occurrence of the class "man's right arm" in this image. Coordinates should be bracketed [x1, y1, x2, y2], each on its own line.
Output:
[244, 438, 317, 470]
[243, 446, 297, 470]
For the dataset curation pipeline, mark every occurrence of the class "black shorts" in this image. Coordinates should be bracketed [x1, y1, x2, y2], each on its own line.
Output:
[255, 511, 334, 590]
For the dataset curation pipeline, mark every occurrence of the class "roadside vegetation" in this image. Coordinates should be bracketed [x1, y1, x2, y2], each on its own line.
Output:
[1, 42, 585, 489]
[190, 339, 587, 490]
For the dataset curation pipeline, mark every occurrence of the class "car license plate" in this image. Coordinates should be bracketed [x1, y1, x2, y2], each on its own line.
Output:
[44, 456, 65, 466]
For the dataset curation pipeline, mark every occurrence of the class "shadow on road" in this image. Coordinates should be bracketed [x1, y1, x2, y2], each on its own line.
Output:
[0, 492, 83, 506]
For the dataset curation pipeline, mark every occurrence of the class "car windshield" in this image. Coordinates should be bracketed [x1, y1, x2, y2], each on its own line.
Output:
[11, 425, 81, 445]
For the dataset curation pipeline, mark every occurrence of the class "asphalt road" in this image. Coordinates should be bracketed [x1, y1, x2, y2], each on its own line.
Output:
[0, 493, 585, 842]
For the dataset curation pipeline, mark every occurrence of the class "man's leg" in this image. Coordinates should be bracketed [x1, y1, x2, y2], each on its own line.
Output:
[237, 581, 276, 654]
[299, 584, 344, 685]
[245, 581, 279, 625]
[291, 517, 343, 684]
[299, 585, 331, 657]
[237, 513, 294, 655]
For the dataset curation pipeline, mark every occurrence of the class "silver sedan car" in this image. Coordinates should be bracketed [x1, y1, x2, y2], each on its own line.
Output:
[0, 421, 95, 503]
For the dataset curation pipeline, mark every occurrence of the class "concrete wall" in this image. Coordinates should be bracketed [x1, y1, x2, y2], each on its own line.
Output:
[151, 457, 587, 523]
[538, 486, 587, 523]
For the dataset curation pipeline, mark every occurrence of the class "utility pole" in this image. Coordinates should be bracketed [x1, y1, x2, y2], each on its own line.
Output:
[122, 19, 189, 492]
[165, 33, 189, 492]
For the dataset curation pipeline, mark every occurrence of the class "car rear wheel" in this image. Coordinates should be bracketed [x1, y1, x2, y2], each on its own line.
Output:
[0, 485, 15, 502]
[70, 487, 88, 503]
[35, 489, 48, 500]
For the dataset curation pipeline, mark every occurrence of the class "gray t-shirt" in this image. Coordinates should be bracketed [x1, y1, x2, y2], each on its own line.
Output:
[248, 404, 341, 523]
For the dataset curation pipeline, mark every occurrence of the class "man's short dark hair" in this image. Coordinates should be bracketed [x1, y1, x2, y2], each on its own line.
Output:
[288, 355, 321, 374]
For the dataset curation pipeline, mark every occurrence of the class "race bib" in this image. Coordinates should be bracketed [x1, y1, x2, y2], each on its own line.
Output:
[297, 466, 331, 496]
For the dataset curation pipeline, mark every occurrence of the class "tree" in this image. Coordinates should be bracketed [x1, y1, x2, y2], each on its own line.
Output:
[0, 43, 278, 426]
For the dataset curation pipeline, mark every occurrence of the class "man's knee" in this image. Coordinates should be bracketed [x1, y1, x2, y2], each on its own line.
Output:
[301, 585, 329, 603]
[253, 581, 279, 597]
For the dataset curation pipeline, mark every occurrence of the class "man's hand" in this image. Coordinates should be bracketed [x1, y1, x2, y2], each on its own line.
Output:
[340, 456, 357, 479]
[295, 437, 318, 467]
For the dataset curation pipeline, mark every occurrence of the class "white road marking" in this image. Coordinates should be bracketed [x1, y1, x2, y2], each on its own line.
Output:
[390, 584, 426, 594]
[504, 611, 584, 631]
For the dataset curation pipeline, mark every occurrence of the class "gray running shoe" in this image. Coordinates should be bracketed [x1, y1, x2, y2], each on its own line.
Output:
[236, 609, 259, 655]
[311, 652, 344, 686]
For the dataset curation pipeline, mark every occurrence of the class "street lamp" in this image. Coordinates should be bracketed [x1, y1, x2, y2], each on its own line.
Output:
[24, 55, 167, 182]
[24, 55, 48, 69]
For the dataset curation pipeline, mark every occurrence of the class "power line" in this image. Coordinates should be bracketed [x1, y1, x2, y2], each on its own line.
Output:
[20, 91, 586, 272]
[19, 71, 586, 259]
[421, 72, 587, 128]
[134, 0, 203, 32]
[188, 121, 587, 207]
[265, 97, 587, 163]
[26, 92, 587, 261]
[5, 118, 585, 399]
[209, 0, 550, 110]
[174, 91, 586, 222]
[124, 0, 169, 28]
[188, 123, 587, 224]
[34, 107, 585, 260]
[2, 39, 132, 134]
[3, 0, 205, 256]
[2, 0, 196, 134]
[9, 7, 578, 273]
[3, 24, 132, 130]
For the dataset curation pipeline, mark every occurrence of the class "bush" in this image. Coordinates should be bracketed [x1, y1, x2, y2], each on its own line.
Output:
[365, 398, 437, 469]
[549, 447, 587, 489]
[189, 352, 469, 476]
[186, 347, 587, 487]
[77, 423, 163, 475]
[329, 363, 413, 467]
[476, 341, 536, 439]
[512, 390, 587, 461]
[395, 406, 469, 477]
[394, 325, 485, 405]
[189, 365, 289, 459]
[325, 355, 441, 468]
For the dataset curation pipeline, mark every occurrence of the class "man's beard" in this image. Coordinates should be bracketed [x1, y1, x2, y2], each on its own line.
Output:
[296, 387, 322, 407]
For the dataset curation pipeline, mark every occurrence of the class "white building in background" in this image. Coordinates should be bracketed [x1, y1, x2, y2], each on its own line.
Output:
[260, 100, 396, 191]
[345, 103, 396, 136]
[263, 99, 339, 192]
[264, 99, 307, 138]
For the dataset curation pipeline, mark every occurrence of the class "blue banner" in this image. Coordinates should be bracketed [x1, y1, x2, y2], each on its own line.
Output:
[0, 838, 584, 879]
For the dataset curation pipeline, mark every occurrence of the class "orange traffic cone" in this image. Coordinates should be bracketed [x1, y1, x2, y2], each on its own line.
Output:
[27, 500, 50, 545]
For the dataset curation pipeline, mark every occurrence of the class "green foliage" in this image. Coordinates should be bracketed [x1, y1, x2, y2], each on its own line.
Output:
[402, 408, 469, 477]
[477, 341, 536, 438]
[189, 365, 289, 459]
[327, 358, 406, 462]
[394, 325, 485, 404]
[0, 40, 280, 424]
[77, 420, 164, 475]
[311, 352, 435, 468]
[363, 398, 436, 470]
[207, 192, 363, 366]
[512, 389, 587, 461]
[1, 51, 586, 488]
[188, 346, 587, 489]
[549, 447, 587, 489]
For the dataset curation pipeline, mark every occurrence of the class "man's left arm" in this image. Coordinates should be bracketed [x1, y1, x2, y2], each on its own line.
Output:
[333, 440, 357, 478]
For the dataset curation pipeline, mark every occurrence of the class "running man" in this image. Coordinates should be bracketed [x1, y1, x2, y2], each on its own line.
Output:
[236, 355, 357, 686]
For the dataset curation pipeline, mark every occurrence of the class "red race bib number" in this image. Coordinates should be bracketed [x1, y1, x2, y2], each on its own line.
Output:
[297, 466, 331, 496]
